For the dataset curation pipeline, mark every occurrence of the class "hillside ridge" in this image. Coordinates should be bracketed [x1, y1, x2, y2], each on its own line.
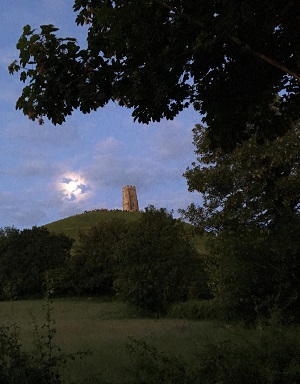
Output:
[45, 209, 141, 241]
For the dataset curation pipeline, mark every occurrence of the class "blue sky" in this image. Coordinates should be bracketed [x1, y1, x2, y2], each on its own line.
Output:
[0, 0, 202, 229]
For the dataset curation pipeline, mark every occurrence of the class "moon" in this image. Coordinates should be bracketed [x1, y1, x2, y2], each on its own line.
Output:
[66, 181, 80, 194]
[59, 174, 89, 201]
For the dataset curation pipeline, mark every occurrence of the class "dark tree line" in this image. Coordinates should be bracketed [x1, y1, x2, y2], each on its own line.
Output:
[0, 227, 73, 300]
[0, 208, 209, 315]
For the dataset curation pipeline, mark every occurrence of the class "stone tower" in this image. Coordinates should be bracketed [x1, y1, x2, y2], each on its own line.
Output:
[122, 185, 139, 212]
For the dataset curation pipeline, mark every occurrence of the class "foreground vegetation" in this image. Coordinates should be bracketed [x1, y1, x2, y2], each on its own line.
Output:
[0, 297, 299, 384]
[1, 207, 299, 383]
[0, 297, 219, 383]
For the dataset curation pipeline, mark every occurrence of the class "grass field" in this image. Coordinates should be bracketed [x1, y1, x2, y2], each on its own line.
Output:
[0, 297, 232, 383]
[45, 210, 141, 241]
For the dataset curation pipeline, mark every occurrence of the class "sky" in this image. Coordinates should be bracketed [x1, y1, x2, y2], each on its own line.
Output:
[0, 0, 203, 229]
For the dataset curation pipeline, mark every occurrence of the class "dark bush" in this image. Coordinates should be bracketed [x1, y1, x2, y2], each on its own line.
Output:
[127, 325, 300, 384]
[0, 227, 73, 300]
[68, 219, 128, 295]
[114, 207, 209, 314]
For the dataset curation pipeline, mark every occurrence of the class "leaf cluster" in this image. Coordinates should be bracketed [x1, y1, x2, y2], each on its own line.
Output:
[10, 1, 300, 150]
[182, 121, 300, 321]
[184, 122, 300, 232]
[66, 219, 128, 295]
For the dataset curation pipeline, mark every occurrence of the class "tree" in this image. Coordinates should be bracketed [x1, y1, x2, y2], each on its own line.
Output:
[0, 226, 73, 299]
[67, 219, 128, 295]
[181, 122, 300, 320]
[9, 1, 300, 150]
[114, 206, 209, 314]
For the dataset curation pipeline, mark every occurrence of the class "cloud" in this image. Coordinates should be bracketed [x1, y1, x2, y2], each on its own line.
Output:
[94, 136, 122, 154]
[0, 191, 47, 229]
[147, 120, 195, 163]
[4, 120, 81, 148]
[9, 160, 61, 179]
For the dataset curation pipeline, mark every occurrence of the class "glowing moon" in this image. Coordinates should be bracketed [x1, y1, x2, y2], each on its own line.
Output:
[66, 181, 80, 194]
[59, 173, 89, 201]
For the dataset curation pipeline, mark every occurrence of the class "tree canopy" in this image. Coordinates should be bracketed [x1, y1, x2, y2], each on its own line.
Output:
[0, 226, 73, 299]
[114, 206, 208, 313]
[181, 122, 300, 320]
[9, 0, 300, 150]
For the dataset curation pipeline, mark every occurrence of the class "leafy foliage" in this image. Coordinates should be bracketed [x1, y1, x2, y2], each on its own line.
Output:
[114, 206, 209, 314]
[0, 227, 73, 300]
[67, 219, 128, 295]
[182, 122, 300, 321]
[127, 325, 300, 384]
[9, 1, 300, 150]
[184, 122, 300, 231]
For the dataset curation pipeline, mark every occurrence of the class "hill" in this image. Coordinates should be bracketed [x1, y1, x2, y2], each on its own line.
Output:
[45, 209, 209, 254]
[45, 209, 141, 241]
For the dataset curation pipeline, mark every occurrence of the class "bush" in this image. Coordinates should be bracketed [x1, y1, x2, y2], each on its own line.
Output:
[114, 207, 209, 314]
[205, 218, 300, 323]
[68, 219, 128, 296]
[127, 324, 300, 384]
[0, 227, 73, 300]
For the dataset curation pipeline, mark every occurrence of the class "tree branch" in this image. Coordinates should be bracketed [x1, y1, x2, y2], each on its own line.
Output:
[229, 36, 300, 82]
[153, 0, 300, 82]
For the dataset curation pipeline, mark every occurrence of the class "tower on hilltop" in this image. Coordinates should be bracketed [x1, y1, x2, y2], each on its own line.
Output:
[122, 185, 139, 212]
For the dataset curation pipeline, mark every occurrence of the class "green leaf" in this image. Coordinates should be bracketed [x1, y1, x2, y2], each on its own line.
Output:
[20, 71, 27, 82]
[23, 24, 34, 36]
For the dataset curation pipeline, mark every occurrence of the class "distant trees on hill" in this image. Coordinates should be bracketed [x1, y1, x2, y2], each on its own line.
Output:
[0, 208, 210, 315]
[0, 226, 73, 300]
[67, 219, 128, 295]
[63, 206, 209, 313]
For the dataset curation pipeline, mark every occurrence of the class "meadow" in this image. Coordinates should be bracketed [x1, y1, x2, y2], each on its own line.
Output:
[1, 211, 299, 383]
[0, 297, 236, 383]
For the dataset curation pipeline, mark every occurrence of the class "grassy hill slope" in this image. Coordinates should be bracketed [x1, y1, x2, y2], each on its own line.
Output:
[45, 209, 209, 254]
[45, 210, 141, 241]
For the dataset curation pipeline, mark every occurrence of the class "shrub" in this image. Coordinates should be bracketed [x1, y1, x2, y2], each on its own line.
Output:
[114, 206, 209, 314]
[67, 219, 128, 296]
[127, 324, 300, 384]
[0, 227, 73, 300]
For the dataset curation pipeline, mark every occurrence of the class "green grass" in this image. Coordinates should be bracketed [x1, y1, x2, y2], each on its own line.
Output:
[1, 298, 299, 383]
[0, 297, 229, 383]
[44, 210, 141, 241]
[44, 209, 208, 254]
